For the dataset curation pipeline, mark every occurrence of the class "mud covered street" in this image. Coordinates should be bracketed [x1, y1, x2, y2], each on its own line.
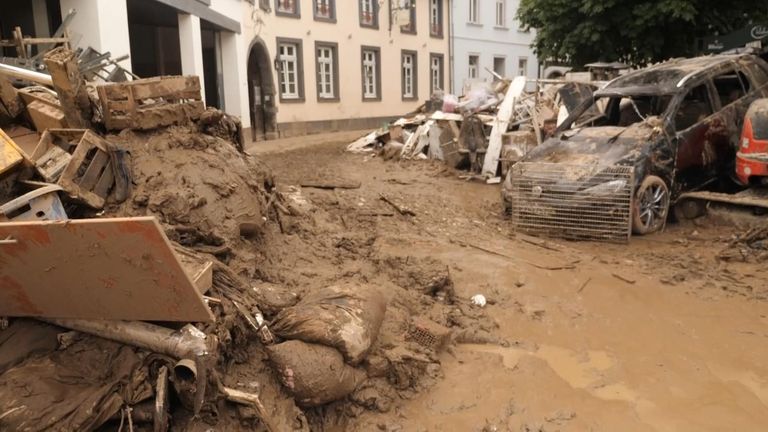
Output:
[254, 138, 768, 431]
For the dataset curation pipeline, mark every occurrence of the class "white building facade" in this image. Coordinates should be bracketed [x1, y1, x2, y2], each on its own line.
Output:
[451, 0, 538, 93]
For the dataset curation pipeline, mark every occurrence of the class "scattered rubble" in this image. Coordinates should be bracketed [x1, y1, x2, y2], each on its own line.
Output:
[347, 76, 593, 183]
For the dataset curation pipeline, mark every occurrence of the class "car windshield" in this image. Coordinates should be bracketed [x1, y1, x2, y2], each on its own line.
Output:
[572, 93, 674, 128]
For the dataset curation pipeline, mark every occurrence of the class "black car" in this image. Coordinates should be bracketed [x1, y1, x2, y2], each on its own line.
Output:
[503, 54, 768, 236]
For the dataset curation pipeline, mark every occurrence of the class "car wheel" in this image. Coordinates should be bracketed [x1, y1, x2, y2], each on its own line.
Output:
[632, 175, 670, 235]
[673, 198, 706, 221]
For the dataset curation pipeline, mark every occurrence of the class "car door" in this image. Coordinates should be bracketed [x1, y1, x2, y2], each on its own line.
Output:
[673, 79, 730, 191]
[709, 63, 756, 173]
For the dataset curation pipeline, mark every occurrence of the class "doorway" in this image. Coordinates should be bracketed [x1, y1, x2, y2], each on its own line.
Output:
[247, 37, 277, 141]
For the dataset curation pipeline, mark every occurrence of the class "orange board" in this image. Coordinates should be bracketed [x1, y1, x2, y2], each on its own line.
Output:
[0, 217, 214, 322]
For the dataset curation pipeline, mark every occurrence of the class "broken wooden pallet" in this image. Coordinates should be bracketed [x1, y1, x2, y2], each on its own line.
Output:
[98, 75, 204, 130]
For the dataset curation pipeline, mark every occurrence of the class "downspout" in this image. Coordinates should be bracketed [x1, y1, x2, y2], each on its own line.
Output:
[448, 0, 454, 94]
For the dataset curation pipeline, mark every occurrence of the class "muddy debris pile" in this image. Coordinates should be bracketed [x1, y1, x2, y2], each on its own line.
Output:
[718, 224, 768, 263]
[347, 76, 597, 182]
[0, 44, 500, 431]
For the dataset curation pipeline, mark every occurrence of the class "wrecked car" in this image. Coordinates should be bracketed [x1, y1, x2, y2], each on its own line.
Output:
[503, 54, 768, 238]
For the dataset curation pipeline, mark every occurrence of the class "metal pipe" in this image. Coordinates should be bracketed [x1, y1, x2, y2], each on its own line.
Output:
[0, 63, 52, 86]
[42, 318, 212, 359]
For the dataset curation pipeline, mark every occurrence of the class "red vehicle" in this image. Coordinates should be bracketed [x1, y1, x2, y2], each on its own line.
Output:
[736, 99, 768, 185]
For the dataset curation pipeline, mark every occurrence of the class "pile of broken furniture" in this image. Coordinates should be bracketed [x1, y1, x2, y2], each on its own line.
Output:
[347, 75, 596, 183]
[0, 38, 270, 430]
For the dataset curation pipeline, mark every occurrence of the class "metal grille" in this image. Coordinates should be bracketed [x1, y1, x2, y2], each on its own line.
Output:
[509, 162, 635, 242]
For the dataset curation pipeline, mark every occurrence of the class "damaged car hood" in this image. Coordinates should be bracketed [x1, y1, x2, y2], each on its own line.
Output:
[524, 123, 662, 167]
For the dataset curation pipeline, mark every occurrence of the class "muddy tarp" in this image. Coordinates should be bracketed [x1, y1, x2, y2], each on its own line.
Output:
[271, 284, 387, 365]
[0, 333, 150, 432]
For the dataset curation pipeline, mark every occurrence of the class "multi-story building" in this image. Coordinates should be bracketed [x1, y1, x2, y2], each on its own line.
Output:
[0, 0, 452, 142]
[450, 0, 538, 93]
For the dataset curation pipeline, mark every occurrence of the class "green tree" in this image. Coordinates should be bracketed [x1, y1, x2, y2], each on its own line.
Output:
[517, 0, 768, 67]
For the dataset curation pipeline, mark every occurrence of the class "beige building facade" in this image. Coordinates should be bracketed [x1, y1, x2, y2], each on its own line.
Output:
[0, 0, 451, 142]
[240, 0, 451, 140]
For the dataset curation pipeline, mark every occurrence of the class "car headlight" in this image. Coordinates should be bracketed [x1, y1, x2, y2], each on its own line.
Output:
[580, 179, 627, 197]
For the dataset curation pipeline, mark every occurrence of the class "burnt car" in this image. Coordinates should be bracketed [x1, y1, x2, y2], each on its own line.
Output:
[503, 54, 768, 238]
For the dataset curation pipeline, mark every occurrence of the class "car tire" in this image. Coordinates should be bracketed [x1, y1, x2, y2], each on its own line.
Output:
[672, 198, 706, 221]
[632, 175, 670, 235]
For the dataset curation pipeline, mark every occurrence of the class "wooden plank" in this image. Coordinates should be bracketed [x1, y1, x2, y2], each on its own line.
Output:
[481, 76, 527, 178]
[0, 131, 23, 175]
[0, 75, 23, 118]
[26, 100, 67, 132]
[0, 217, 214, 322]
[93, 164, 115, 198]
[78, 150, 110, 190]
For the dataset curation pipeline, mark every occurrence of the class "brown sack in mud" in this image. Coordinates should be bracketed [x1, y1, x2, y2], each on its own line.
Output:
[267, 340, 366, 407]
[270, 284, 387, 365]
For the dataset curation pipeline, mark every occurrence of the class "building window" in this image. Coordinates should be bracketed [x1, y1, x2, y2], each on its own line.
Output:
[277, 38, 304, 101]
[315, 42, 339, 101]
[359, 0, 378, 28]
[313, 0, 336, 22]
[402, 51, 417, 100]
[518, 57, 528, 77]
[468, 0, 479, 24]
[468, 55, 479, 80]
[430, 0, 443, 37]
[495, 0, 506, 27]
[275, 0, 300, 17]
[430, 53, 444, 94]
[493, 56, 506, 78]
[361, 46, 381, 100]
[400, 0, 416, 34]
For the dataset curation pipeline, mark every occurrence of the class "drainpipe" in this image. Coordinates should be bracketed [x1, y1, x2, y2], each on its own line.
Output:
[448, 0, 454, 94]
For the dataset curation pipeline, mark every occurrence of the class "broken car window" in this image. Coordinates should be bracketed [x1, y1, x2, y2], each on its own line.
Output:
[713, 69, 748, 106]
[675, 84, 713, 132]
[585, 94, 672, 128]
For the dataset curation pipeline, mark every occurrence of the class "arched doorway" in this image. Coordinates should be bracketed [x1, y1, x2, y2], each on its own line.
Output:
[247, 38, 277, 141]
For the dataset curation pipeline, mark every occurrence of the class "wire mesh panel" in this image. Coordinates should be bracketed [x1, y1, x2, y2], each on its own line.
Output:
[508, 162, 635, 242]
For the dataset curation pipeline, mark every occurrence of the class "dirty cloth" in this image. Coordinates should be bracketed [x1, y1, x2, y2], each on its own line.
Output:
[267, 340, 366, 407]
[0, 335, 149, 432]
[271, 284, 387, 365]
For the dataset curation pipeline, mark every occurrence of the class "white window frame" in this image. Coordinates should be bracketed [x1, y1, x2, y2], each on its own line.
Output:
[363, 50, 377, 99]
[315, 0, 332, 19]
[279, 43, 299, 99]
[495, 0, 506, 27]
[317, 46, 335, 99]
[518, 57, 528, 77]
[431, 55, 442, 92]
[468, 55, 479, 80]
[403, 53, 414, 98]
[493, 56, 506, 78]
[430, 0, 441, 35]
[360, 0, 375, 26]
[468, 0, 479, 24]
[277, 0, 297, 14]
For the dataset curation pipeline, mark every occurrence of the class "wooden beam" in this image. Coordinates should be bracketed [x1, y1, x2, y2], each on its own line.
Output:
[43, 47, 92, 129]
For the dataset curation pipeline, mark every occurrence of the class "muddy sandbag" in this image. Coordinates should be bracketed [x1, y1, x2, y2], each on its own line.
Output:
[267, 340, 366, 407]
[271, 283, 387, 365]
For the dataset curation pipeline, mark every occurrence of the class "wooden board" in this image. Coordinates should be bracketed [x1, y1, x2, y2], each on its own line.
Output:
[0, 129, 23, 175]
[481, 76, 527, 178]
[0, 216, 214, 322]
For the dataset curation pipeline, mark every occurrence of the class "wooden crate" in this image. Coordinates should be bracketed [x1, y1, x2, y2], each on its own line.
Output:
[31, 129, 86, 182]
[57, 130, 115, 208]
[98, 75, 204, 130]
